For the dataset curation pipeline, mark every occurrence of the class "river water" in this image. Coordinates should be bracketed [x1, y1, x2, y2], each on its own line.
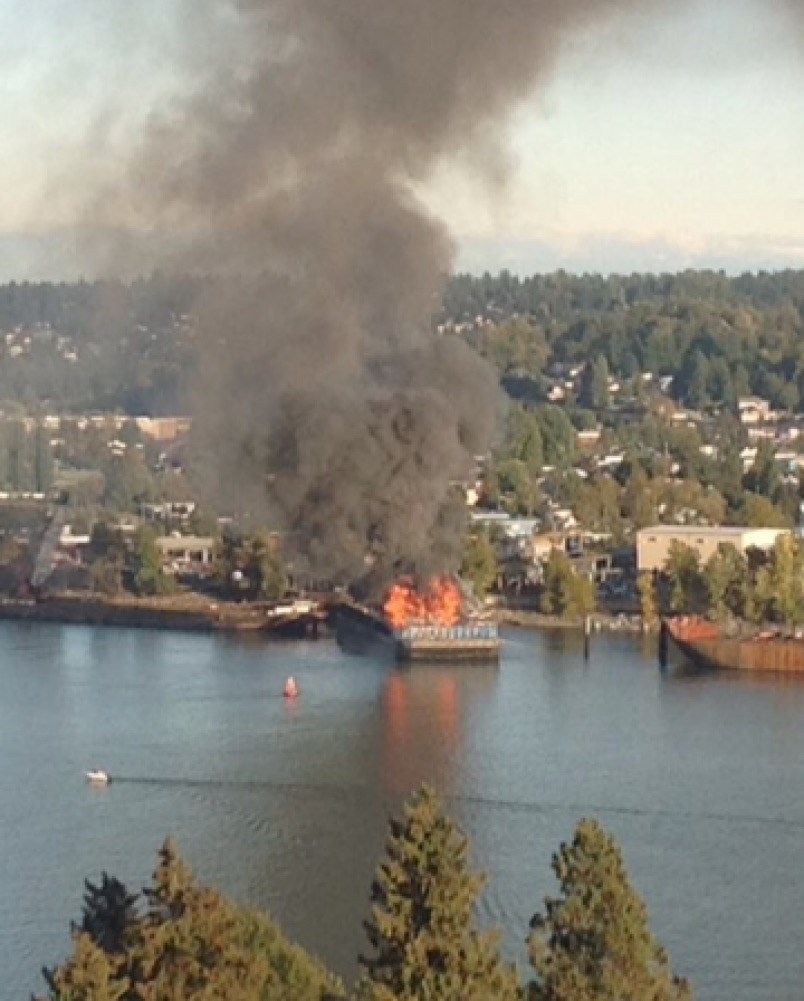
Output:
[2, 621, 804, 999]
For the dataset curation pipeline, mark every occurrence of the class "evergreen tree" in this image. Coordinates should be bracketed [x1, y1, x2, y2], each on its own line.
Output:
[135, 837, 275, 997]
[75, 872, 140, 954]
[664, 542, 703, 614]
[129, 526, 174, 596]
[496, 459, 542, 516]
[753, 533, 804, 625]
[533, 406, 577, 467]
[6, 420, 28, 491]
[461, 529, 500, 598]
[504, 406, 545, 474]
[529, 819, 692, 1001]
[34, 425, 54, 494]
[359, 785, 522, 1001]
[622, 468, 658, 530]
[739, 492, 791, 529]
[578, 357, 609, 410]
[679, 349, 710, 408]
[637, 571, 659, 631]
[39, 837, 343, 1001]
[743, 441, 781, 500]
[540, 551, 596, 620]
[703, 544, 748, 621]
[38, 933, 129, 1001]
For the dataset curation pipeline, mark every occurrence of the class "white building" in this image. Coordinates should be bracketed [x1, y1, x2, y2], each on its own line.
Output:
[636, 525, 789, 572]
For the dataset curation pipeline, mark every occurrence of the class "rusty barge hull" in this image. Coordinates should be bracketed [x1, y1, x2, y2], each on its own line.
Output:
[664, 619, 804, 674]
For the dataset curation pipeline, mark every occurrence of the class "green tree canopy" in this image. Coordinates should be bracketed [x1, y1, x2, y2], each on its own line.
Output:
[738, 492, 791, 529]
[529, 818, 692, 1001]
[578, 357, 609, 410]
[637, 570, 660, 630]
[129, 525, 174, 597]
[503, 405, 545, 474]
[753, 533, 804, 626]
[703, 544, 749, 621]
[461, 529, 500, 598]
[533, 406, 577, 468]
[39, 837, 343, 1001]
[742, 441, 781, 500]
[358, 785, 521, 1001]
[663, 542, 704, 614]
[540, 550, 596, 620]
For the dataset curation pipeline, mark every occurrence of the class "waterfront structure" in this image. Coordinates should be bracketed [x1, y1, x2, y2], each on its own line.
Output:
[135, 416, 192, 442]
[395, 622, 500, 662]
[155, 535, 215, 573]
[332, 601, 500, 662]
[663, 617, 804, 674]
[636, 525, 788, 572]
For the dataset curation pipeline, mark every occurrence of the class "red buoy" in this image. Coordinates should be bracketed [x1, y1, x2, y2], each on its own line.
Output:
[283, 676, 299, 699]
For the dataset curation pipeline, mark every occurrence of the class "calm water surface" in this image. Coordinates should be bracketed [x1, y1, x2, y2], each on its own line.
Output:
[2, 621, 804, 999]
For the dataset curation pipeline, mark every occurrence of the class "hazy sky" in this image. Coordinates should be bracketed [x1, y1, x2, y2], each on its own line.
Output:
[1, 0, 803, 277]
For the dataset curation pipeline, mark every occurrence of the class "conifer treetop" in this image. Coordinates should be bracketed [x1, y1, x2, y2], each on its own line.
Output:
[360, 784, 522, 1001]
[529, 818, 693, 1001]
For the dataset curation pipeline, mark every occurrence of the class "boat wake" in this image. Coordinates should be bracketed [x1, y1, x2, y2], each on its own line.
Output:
[107, 778, 804, 834]
[457, 792, 804, 834]
[108, 776, 366, 798]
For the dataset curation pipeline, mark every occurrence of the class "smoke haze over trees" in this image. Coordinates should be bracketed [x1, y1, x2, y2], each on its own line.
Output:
[6, 268, 804, 415]
[11, 5, 804, 586]
[30, 0, 679, 590]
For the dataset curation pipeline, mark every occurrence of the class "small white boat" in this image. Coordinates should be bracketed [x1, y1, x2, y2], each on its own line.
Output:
[85, 769, 111, 785]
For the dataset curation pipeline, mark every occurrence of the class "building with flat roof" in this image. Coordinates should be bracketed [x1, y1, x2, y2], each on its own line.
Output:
[636, 525, 788, 572]
[155, 535, 215, 573]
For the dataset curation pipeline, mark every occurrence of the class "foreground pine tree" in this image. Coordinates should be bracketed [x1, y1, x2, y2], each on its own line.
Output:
[38, 837, 343, 1001]
[40, 932, 129, 1001]
[358, 785, 522, 1001]
[528, 819, 693, 1001]
[75, 872, 140, 954]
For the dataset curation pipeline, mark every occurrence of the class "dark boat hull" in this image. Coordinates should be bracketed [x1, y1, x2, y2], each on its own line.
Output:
[331, 602, 397, 658]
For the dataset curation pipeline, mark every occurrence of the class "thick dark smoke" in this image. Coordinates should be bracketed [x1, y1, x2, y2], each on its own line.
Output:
[76, 0, 659, 589]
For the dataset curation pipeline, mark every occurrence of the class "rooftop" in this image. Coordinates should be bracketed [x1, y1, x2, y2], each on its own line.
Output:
[637, 525, 783, 538]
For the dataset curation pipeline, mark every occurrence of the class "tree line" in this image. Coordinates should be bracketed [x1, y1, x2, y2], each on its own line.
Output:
[4, 270, 804, 414]
[0, 422, 54, 494]
[39, 786, 691, 1001]
[649, 534, 804, 627]
[447, 270, 804, 411]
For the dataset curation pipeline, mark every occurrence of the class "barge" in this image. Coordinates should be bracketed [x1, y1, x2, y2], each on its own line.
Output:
[0, 593, 326, 636]
[332, 599, 501, 663]
[395, 623, 500, 662]
[662, 616, 804, 674]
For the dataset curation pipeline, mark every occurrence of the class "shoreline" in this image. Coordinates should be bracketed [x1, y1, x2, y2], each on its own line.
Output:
[0, 593, 649, 638]
[0, 593, 326, 636]
[492, 607, 647, 634]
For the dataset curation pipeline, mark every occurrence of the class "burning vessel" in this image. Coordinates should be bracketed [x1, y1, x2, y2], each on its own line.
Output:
[333, 577, 500, 663]
[662, 617, 804, 674]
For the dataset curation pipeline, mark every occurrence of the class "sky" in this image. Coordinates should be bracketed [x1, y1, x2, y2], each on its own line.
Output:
[1, 0, 803, 277]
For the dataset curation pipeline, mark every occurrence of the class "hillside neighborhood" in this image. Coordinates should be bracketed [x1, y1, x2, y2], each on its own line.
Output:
[1, 273, 804, 625]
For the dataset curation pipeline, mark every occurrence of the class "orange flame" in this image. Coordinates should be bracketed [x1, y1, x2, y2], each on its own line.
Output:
[383, 576, 463, 629]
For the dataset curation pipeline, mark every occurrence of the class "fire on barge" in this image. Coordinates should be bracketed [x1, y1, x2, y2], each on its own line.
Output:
[334, 576, 501, 663]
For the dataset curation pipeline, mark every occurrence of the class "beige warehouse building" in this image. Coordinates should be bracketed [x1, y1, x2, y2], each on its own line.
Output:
[636, 525, 789, 572]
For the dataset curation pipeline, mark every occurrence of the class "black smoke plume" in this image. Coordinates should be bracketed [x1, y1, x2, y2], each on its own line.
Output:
[69, 0, 658, 589]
